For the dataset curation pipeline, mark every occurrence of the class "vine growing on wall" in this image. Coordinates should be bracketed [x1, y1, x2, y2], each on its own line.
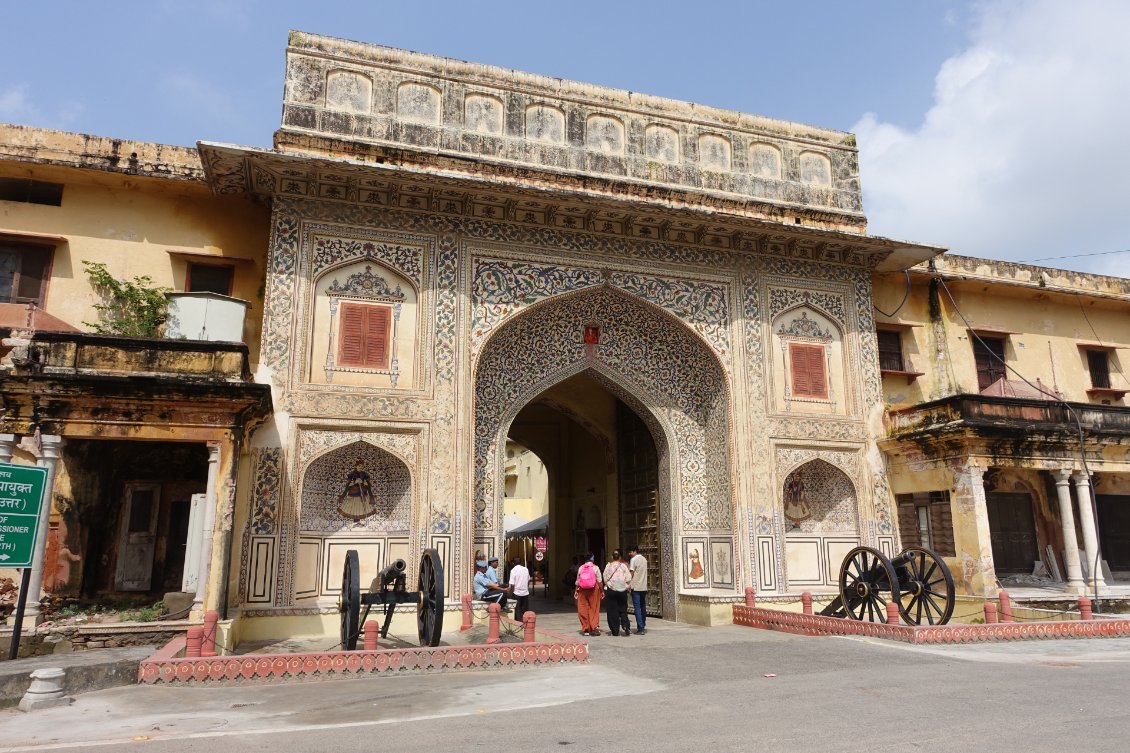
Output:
[82, 261, 170, 337]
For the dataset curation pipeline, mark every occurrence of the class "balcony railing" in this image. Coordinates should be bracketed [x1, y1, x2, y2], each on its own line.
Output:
[887, 394, 1130, 438]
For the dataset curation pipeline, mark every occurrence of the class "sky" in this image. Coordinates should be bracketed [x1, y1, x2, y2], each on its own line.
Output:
[1, 0, 1127, 276]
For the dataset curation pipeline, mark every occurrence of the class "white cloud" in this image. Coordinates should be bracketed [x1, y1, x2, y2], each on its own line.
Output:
[0, 85, 40, 122]
[0, 84, 83, 130]
[855, 0, 1130, 275]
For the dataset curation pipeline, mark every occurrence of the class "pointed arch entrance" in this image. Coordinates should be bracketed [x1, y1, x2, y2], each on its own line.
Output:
[473, 286, 733, 620]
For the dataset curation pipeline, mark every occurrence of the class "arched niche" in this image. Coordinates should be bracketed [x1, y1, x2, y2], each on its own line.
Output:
[526, 104, 565, 143]
[299, 440, 413, 534]
[645, 124, 680, 162]
[465, 93, 503, 134]
[749, 142, 782, 179]
[293, 440, 414, 603]
[397, 82, 441, 124]
[799, 150, 832, 186]
[771, 305, 847, 415]
[782, 459, 859, 535]
[586, 114, 625, 154]
[307, 259, 418, 388]
[782, 458, 861, 589]
[325, 69, 372, 114]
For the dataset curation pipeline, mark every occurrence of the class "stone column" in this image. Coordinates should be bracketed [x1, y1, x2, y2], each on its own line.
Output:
[0, 434, 15, 464]
[949, 460, 997, 596]
[192, 443, 222, 614]
[1072, 471, 1106, 592]
[1052, 470, 1085, 594]
[25, 435, 62, 623]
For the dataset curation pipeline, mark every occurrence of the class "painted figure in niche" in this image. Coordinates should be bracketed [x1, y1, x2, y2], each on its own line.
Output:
[688, 549, 705, 580]
[337, 459, 377, 521]
[784, 470, 812, 529]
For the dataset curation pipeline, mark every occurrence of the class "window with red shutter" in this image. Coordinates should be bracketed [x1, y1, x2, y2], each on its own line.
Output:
[789, 343, 828, 399]
[338, 302, 392, 369]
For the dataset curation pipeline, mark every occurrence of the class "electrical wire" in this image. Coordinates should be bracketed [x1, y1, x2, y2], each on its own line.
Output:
[1028, 248, 1130, 262]
[937, 278, 1105, 610]
[873, 269, 912, 319]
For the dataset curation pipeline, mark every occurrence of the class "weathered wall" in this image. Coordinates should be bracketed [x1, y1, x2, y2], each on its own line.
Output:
[0, 127, 270, 365]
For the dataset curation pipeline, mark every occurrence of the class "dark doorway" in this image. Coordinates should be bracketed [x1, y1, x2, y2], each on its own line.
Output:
[1096, 495, 1130, 571]
[987, 492, 1039, 575]
[617, 401, 662, 616]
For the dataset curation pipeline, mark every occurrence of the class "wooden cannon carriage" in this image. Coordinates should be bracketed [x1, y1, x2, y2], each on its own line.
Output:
[820, 545, 957, 625]
[338, 548, 445, 650]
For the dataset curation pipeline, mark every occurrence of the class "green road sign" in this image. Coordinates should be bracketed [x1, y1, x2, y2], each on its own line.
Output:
[0, 463, 48, 568]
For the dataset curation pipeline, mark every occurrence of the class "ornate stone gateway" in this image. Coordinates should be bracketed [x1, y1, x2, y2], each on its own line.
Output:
[200, 31, 939, 632]
[473, 286, 733, 620]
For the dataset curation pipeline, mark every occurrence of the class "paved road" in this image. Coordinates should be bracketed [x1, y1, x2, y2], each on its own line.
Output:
[3, 615, 1130, 753]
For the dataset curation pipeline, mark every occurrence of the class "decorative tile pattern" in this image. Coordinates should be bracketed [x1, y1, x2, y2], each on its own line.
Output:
[311, 235, 422, 281]
[251, 448, 283, 535]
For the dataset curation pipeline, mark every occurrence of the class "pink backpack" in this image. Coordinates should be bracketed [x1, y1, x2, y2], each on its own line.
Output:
[577, 562, 598, 589]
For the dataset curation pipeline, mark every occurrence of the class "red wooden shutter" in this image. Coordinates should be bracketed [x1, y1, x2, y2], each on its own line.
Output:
[789, 343, 827, 399]
[338, 303, 392, 369]
[363, 305, 391, 369]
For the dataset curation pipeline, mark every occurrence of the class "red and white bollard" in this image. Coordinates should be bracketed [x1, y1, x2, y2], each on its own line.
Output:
[1079, 596, 1093, 621]
[983, 602, 998, 624]
[522, 611, 537, 642]
[201, 610, 219, 657]
[487, 603, 501, 644]
[801, 592, 813, 616]
[885, 602, 901, 625]
[744, 586, 756, 608]
[998, 590, 1014, 623]
[460, 594, 474, 631]
[364, 619, 379, 650]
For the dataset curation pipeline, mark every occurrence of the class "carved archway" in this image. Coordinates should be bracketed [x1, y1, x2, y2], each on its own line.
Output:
[473, 286, 734, 617]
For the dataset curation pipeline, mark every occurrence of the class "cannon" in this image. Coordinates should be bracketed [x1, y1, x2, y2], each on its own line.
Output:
[339, 548, 445, 650]
[819, 545, 956, 625]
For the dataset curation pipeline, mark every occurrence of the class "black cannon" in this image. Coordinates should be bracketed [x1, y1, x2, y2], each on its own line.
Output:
[819, 545, 956, 625]
[338, 548, 445, 650]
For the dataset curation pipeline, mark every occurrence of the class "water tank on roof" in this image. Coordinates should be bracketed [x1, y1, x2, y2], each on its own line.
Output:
[164, 292, 248, 342]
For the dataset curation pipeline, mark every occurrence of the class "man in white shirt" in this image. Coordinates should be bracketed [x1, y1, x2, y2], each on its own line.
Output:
[627, 544, 648, 635]
[508, 557, 531, 621]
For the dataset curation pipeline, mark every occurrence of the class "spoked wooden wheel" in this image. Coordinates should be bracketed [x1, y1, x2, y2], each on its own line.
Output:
[417, 548, 445, 647]
[895, 546, 956, 625]
[839, 546, 898, 623]
[340, 549, 361, 650]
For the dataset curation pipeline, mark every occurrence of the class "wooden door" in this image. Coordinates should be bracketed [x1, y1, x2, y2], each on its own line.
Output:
[114, 483, 160, 591]
[617, 401, 662, 616]
[987, 492, 1039, 575]
[1097, 495, 1130, 570]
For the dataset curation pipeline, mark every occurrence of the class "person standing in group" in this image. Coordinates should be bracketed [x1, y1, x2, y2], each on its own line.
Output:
[508, 557, 531, 622]
[603, 549, 631, 636]
[574, 553, 603, 636]
[627, 544, 648, 635]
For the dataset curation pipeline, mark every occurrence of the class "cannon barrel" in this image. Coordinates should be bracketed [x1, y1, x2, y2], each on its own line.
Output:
[378, 558, 407, 587]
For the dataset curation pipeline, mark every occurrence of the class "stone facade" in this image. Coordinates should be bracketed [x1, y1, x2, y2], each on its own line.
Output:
[207, 32, 936, 627]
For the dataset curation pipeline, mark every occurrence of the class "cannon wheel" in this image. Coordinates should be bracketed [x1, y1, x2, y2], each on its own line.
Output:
[417, 548, 445, 647]
[896, 546, 956, 625]
[839, 546, 898, 623]
[339, 549, 361, 650]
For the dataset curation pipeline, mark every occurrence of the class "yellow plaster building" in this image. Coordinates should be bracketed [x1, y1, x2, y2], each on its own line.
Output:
[875, 256, 1130, 597]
